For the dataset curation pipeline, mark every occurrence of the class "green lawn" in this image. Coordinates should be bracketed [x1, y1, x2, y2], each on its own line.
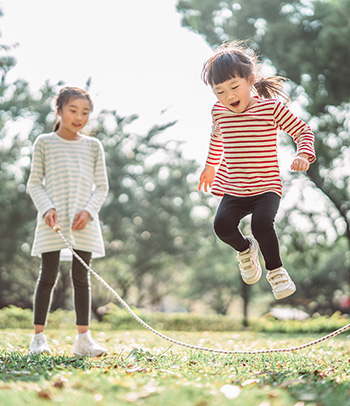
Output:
[1, 328, 350, 406]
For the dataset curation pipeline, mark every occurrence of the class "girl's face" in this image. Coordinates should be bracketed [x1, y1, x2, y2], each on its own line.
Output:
[212, 75, 256, 113]
[57, 97, 91, 134]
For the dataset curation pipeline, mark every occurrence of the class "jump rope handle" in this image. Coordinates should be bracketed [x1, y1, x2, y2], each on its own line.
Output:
[53, 224, 62, 232]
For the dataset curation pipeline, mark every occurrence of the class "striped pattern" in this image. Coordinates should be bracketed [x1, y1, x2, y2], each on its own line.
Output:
[27, 132, 109, 258]
[206, 98, 315, 197]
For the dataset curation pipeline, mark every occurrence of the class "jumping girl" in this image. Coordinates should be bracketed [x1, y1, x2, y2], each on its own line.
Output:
[198, 41, 315, 300]
[27, 87, 109, 356]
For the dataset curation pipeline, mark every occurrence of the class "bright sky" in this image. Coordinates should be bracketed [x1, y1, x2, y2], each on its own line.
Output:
[0, 0, 216, 164]
[0, 0, 335, 237]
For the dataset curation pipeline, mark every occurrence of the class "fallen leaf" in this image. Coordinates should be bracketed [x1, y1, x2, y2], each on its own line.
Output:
[38, 390, 52, 399]
[241, 378, 260, 387]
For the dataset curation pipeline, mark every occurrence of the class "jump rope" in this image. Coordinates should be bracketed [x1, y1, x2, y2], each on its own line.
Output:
[53, 225, 350, 355]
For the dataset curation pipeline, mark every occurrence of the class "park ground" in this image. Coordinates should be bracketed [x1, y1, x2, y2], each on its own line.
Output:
[1, 328, 350, 406]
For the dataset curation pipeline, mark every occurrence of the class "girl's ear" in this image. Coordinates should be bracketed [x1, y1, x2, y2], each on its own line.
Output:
[57, 109, 62, 117]
[249, 74, 255, 87]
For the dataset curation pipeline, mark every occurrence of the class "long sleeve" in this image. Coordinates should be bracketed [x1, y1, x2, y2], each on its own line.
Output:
[274, 101, 316, 162]
[27, 137, 55, 218]
[84, 140, 109, 220]
[205, 98, 316, 198]
[27, 133, 108, 258]
[205, 113, 224, 167]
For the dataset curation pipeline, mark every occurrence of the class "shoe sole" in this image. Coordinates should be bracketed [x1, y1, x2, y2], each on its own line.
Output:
[274, 283, 296, 300]
[74, 350, 107, 357]
[242, 265, 262, 285]
[29, 350, 52, 355]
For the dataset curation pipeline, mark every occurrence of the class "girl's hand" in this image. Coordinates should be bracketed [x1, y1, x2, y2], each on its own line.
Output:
[198, 165, 216, 192]
[44, 208, 57, 228]
[291, 153, 310, 172]
[72, 210, 90, 230]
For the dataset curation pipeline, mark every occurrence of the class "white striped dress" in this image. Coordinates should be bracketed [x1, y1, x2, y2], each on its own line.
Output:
[27, 132, 109, 259]
[206, 98, 316, 197]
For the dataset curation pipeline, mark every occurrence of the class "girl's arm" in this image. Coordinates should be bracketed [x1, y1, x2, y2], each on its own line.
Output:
[83, 140, 109, 220]
[205, 117, 224, 167]
[27, 137, 56, 219]
[274, 101, 316, 165]
[198, 115, 223, 191]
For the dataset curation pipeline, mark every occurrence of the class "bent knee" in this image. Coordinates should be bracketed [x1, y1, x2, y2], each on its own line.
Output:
[251, 218, 275, 238]
[214, 215, 237, 239]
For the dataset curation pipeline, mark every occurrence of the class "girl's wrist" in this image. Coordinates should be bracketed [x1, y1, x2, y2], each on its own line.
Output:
[297, 153, 310, 161]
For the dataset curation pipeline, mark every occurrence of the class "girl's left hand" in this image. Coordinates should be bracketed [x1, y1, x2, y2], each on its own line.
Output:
[72, 210, 90, 230]
[291, 154, 310, 172]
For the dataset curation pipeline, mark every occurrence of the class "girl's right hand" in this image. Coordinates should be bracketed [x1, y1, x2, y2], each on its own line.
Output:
[198, 165, 216, 192]
[44, 208, 57, 228]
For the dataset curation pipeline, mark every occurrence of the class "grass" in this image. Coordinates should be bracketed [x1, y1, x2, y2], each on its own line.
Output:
[1, 328, 350, 405]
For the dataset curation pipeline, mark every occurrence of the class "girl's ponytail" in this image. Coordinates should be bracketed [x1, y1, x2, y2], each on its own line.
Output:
[253, 77, 290, 103]
[202, 41, 291, 104]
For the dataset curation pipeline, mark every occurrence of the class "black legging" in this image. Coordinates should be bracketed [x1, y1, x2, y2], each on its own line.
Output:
[33, 250, 92, 326]
[213, 192, 282, 270]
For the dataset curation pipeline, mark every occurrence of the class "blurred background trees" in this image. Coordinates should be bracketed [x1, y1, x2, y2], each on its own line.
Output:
[1, 0, 350, 322]
[177, 0, 350, 313]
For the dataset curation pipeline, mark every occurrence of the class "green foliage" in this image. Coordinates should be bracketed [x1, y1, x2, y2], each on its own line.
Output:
[177, 0, 350, 113]
[176, 0, 350, 307]
[102, 303, 242, 331]
[0, 14, 16, 77]
[0, 305, 76, 329]
[0, 78, 61, 308]
[1, 2, 350, 321]
[0, 306, 33, 329]
[254, 311, 349, 334]
[100, 304, 350, 334]
[1, 306, 348, 336]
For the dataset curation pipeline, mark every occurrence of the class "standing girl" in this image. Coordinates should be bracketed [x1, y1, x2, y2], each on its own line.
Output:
[27, 87, 109, 356]
[198, 42, 315, 300]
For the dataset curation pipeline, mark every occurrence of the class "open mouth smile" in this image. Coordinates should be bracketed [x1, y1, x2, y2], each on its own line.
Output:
[231, 101, 240, 108]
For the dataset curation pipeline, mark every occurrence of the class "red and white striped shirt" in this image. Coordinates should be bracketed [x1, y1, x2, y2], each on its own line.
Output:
[205, 98, 315, 197]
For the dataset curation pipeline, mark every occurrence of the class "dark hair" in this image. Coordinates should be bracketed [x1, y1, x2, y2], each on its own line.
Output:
[202, 41, 289, 102]
[53, 87, 93, 132]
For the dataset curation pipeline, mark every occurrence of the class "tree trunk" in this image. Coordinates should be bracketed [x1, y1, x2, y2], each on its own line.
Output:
[241, 280, 249, 327]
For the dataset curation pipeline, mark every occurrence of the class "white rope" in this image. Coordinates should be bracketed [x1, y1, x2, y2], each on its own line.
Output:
[53, 225, 350, 355]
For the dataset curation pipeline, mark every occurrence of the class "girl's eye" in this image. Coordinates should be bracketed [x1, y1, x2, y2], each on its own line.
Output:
[232, 86, 238, 90]
[217, 91, 224, 95]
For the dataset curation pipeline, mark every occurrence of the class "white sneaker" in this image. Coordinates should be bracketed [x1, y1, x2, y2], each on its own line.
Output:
[29, 332, 52, 355]
[267, 267, 296, 300]
[236, 237, 262, 284]
[73, 331, 108, 357]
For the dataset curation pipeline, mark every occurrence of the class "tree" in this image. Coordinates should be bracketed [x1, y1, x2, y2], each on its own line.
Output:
[176, 0, 350, 309]
[0, 14, 60, 307]
[177, 0, 350, 113]
[89, 110, 244, 316]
